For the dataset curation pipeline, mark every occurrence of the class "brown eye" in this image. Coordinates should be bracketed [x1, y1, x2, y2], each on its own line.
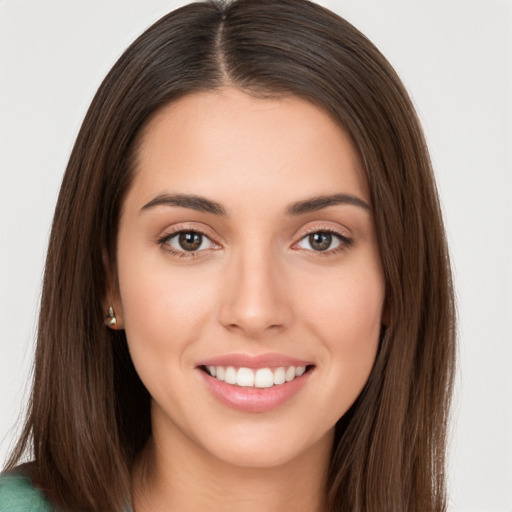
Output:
[163, 230, 214, 253]
[296, 230, 346, 253]
[309, 232, 332, 251]
[178, 232, 203, 251]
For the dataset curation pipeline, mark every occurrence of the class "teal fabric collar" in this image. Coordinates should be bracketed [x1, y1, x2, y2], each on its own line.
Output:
[0, 472, 134, 512]
[0, 472, 54, 512]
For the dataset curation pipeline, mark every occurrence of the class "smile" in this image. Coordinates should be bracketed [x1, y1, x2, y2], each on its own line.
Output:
[203, 365, 307, 388]
[197, 355, 315, 412]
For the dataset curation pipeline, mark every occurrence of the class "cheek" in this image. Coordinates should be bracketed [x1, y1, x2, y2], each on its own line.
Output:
[298, 259, 384, 344]
[295, 259, 384, 405]
[116, 255, 216, 372]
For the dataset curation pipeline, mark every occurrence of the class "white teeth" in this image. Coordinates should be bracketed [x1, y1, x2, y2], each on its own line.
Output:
[255, 368, 274, 388]
[225, 366, 237, 385]
[273, 367, 286, 385]
[237, 367, 255, 387]
[216, 366, 225, 381]
[206, 364, 309, 388]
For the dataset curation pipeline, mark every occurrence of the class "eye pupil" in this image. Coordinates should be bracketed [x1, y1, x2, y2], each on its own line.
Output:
[309, 232, 332, 251]
[179, 232, 202, 251]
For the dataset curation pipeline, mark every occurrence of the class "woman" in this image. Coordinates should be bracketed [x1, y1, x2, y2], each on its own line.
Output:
[0, 0, 455, 511]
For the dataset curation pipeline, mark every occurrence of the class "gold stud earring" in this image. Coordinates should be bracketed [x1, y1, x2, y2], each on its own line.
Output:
[106, 306, 117, 326]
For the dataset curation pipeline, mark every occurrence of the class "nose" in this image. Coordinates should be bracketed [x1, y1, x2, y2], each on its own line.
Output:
[217, 246, 292, 339]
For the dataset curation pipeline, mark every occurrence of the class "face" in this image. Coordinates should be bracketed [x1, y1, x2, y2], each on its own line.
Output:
[113, 88, 385, 469]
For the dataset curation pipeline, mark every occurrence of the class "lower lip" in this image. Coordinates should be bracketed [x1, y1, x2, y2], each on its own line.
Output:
[198, 369, 312, 413]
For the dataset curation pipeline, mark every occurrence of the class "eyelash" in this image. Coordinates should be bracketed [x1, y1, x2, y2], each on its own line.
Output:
[157, 226, 352, 259]
[295, 227, 353, 257]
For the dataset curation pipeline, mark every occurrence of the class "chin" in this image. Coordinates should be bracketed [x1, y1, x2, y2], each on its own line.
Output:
[195, 421, 335, 470]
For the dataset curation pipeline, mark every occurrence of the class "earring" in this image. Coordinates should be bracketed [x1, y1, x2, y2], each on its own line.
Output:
[106, 306, 117, 326]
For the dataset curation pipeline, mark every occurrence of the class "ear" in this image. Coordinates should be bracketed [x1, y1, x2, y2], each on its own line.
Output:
[102, 249, 124, 330]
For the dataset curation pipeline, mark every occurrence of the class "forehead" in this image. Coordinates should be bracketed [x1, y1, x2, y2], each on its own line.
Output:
[128, 87, 369, 212]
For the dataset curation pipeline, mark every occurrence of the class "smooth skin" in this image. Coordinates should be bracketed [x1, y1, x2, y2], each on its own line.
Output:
[110, 87, 385, 512]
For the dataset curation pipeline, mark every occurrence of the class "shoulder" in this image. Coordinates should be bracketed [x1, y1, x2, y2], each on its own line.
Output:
[0, 471, 54, 512]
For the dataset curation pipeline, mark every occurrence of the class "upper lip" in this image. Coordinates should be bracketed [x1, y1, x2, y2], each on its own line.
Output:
[196, 352, 314, 370]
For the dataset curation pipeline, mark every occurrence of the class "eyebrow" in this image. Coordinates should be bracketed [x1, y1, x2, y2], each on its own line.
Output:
[141, 193, 227, 215]
[140, 192, 371, 216]
[284, 193, 371, 215]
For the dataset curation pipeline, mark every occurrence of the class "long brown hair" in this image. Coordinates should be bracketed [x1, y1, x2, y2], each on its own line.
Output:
[6, 1, 456, 510]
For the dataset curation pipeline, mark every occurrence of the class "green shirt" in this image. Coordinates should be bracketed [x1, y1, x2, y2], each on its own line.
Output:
[0, 471, 134, 512]
[0, 472, 54, 512]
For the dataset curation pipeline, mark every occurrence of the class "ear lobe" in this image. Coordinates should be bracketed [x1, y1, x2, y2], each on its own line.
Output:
[104, 304, 124, 330]
[102, 249, 124, 330]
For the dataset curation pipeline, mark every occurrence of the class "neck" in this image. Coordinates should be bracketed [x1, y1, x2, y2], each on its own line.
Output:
[131, 420, 332, 512]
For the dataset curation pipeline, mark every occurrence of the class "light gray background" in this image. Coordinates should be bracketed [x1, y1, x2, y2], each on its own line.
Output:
[1, 1, 511, 511]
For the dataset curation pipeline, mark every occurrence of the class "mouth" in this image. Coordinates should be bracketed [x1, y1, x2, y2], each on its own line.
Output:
[200, 364, 314, 388]
[196, 357, 315, 413]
